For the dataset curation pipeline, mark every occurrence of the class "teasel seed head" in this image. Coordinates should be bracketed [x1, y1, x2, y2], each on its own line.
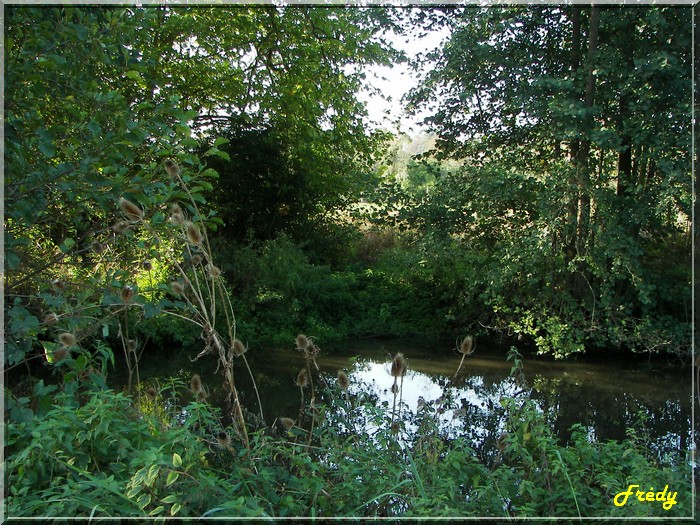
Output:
[146, 387, 158, 398]
[390, 352, 407, 378]
[91, 241, 105, 254]
[112, 220, 129, 234]
[44, 312, 59, 325]
[190, 374, 203, 394]
[127, 339, 138, 353]
[186, 222, 203, 246]
[58, 332, 76, 347]
[197, 390, 208, 402]
[217, 431, 231, 448]
[191, 254, 203, 266]
[279, 417, 295, 431]
[119, 197, 144, 222]
[206, 264, 221, 278]
[295, 368, 309, 388]
[391, 383, 399, 394]
[295, 334, 309, 351]
[121, 285, 135, 303]
[164, 159, 180, 178]
[459, 335, 474, 356]
[53, 347, 68, 363]
[232, 339, 246, 357]
[171, 281, 185, 296]
[170, 204, 185, 225]
[337, 370, 349, 391]
[308, 342, 320, 357]
[497, 432, 508, 452]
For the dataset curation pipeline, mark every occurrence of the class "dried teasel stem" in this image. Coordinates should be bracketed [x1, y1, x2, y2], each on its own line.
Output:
[454, 335, 475, 378]
[389, 352, 407, 430]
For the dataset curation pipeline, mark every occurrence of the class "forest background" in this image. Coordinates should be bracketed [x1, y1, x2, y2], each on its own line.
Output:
[3, 4, 696, 519]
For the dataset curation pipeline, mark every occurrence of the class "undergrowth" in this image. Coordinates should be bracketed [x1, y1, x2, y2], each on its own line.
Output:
[5, 347, 694, 519]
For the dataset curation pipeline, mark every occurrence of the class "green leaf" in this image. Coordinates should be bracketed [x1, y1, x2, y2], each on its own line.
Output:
[172, 452, 182, 468]
[60, 238, 76, 253]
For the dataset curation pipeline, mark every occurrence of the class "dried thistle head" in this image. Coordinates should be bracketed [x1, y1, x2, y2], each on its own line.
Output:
[390, 352, 407, 378]
[232, 339, 246, 357]
[459, 335, 474, 356]
[121, 285, 135, 303]
[164, 159, 180, 178]
[58, 332, 76, 347]
[295, 334, 309, 351]
[119, 197, 144, 222]
[171, 281, 185, 296]
[43, 312, 59, 325]
[217, 430, 231, 448]
[190, 374, 203, 394]
[186, 222, 203, 245]
[295, 368, 308, 388]
[337, 370, 349, 391]
[279, 417, 295, 431]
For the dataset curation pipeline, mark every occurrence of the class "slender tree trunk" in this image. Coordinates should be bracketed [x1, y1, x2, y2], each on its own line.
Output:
[566, 5, 599, 298]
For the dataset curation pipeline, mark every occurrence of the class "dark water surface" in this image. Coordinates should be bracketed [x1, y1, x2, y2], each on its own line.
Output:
[122, 339, 694, 462]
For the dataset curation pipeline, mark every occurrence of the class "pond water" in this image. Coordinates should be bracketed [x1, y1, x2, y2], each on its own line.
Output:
[121, 339, 694, 463]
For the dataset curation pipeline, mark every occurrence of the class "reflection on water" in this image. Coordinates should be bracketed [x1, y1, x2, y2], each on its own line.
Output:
[124, 339, 693, 462]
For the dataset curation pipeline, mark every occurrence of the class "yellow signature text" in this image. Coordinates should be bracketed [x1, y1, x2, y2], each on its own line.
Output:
[613, 484, 677, 511]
